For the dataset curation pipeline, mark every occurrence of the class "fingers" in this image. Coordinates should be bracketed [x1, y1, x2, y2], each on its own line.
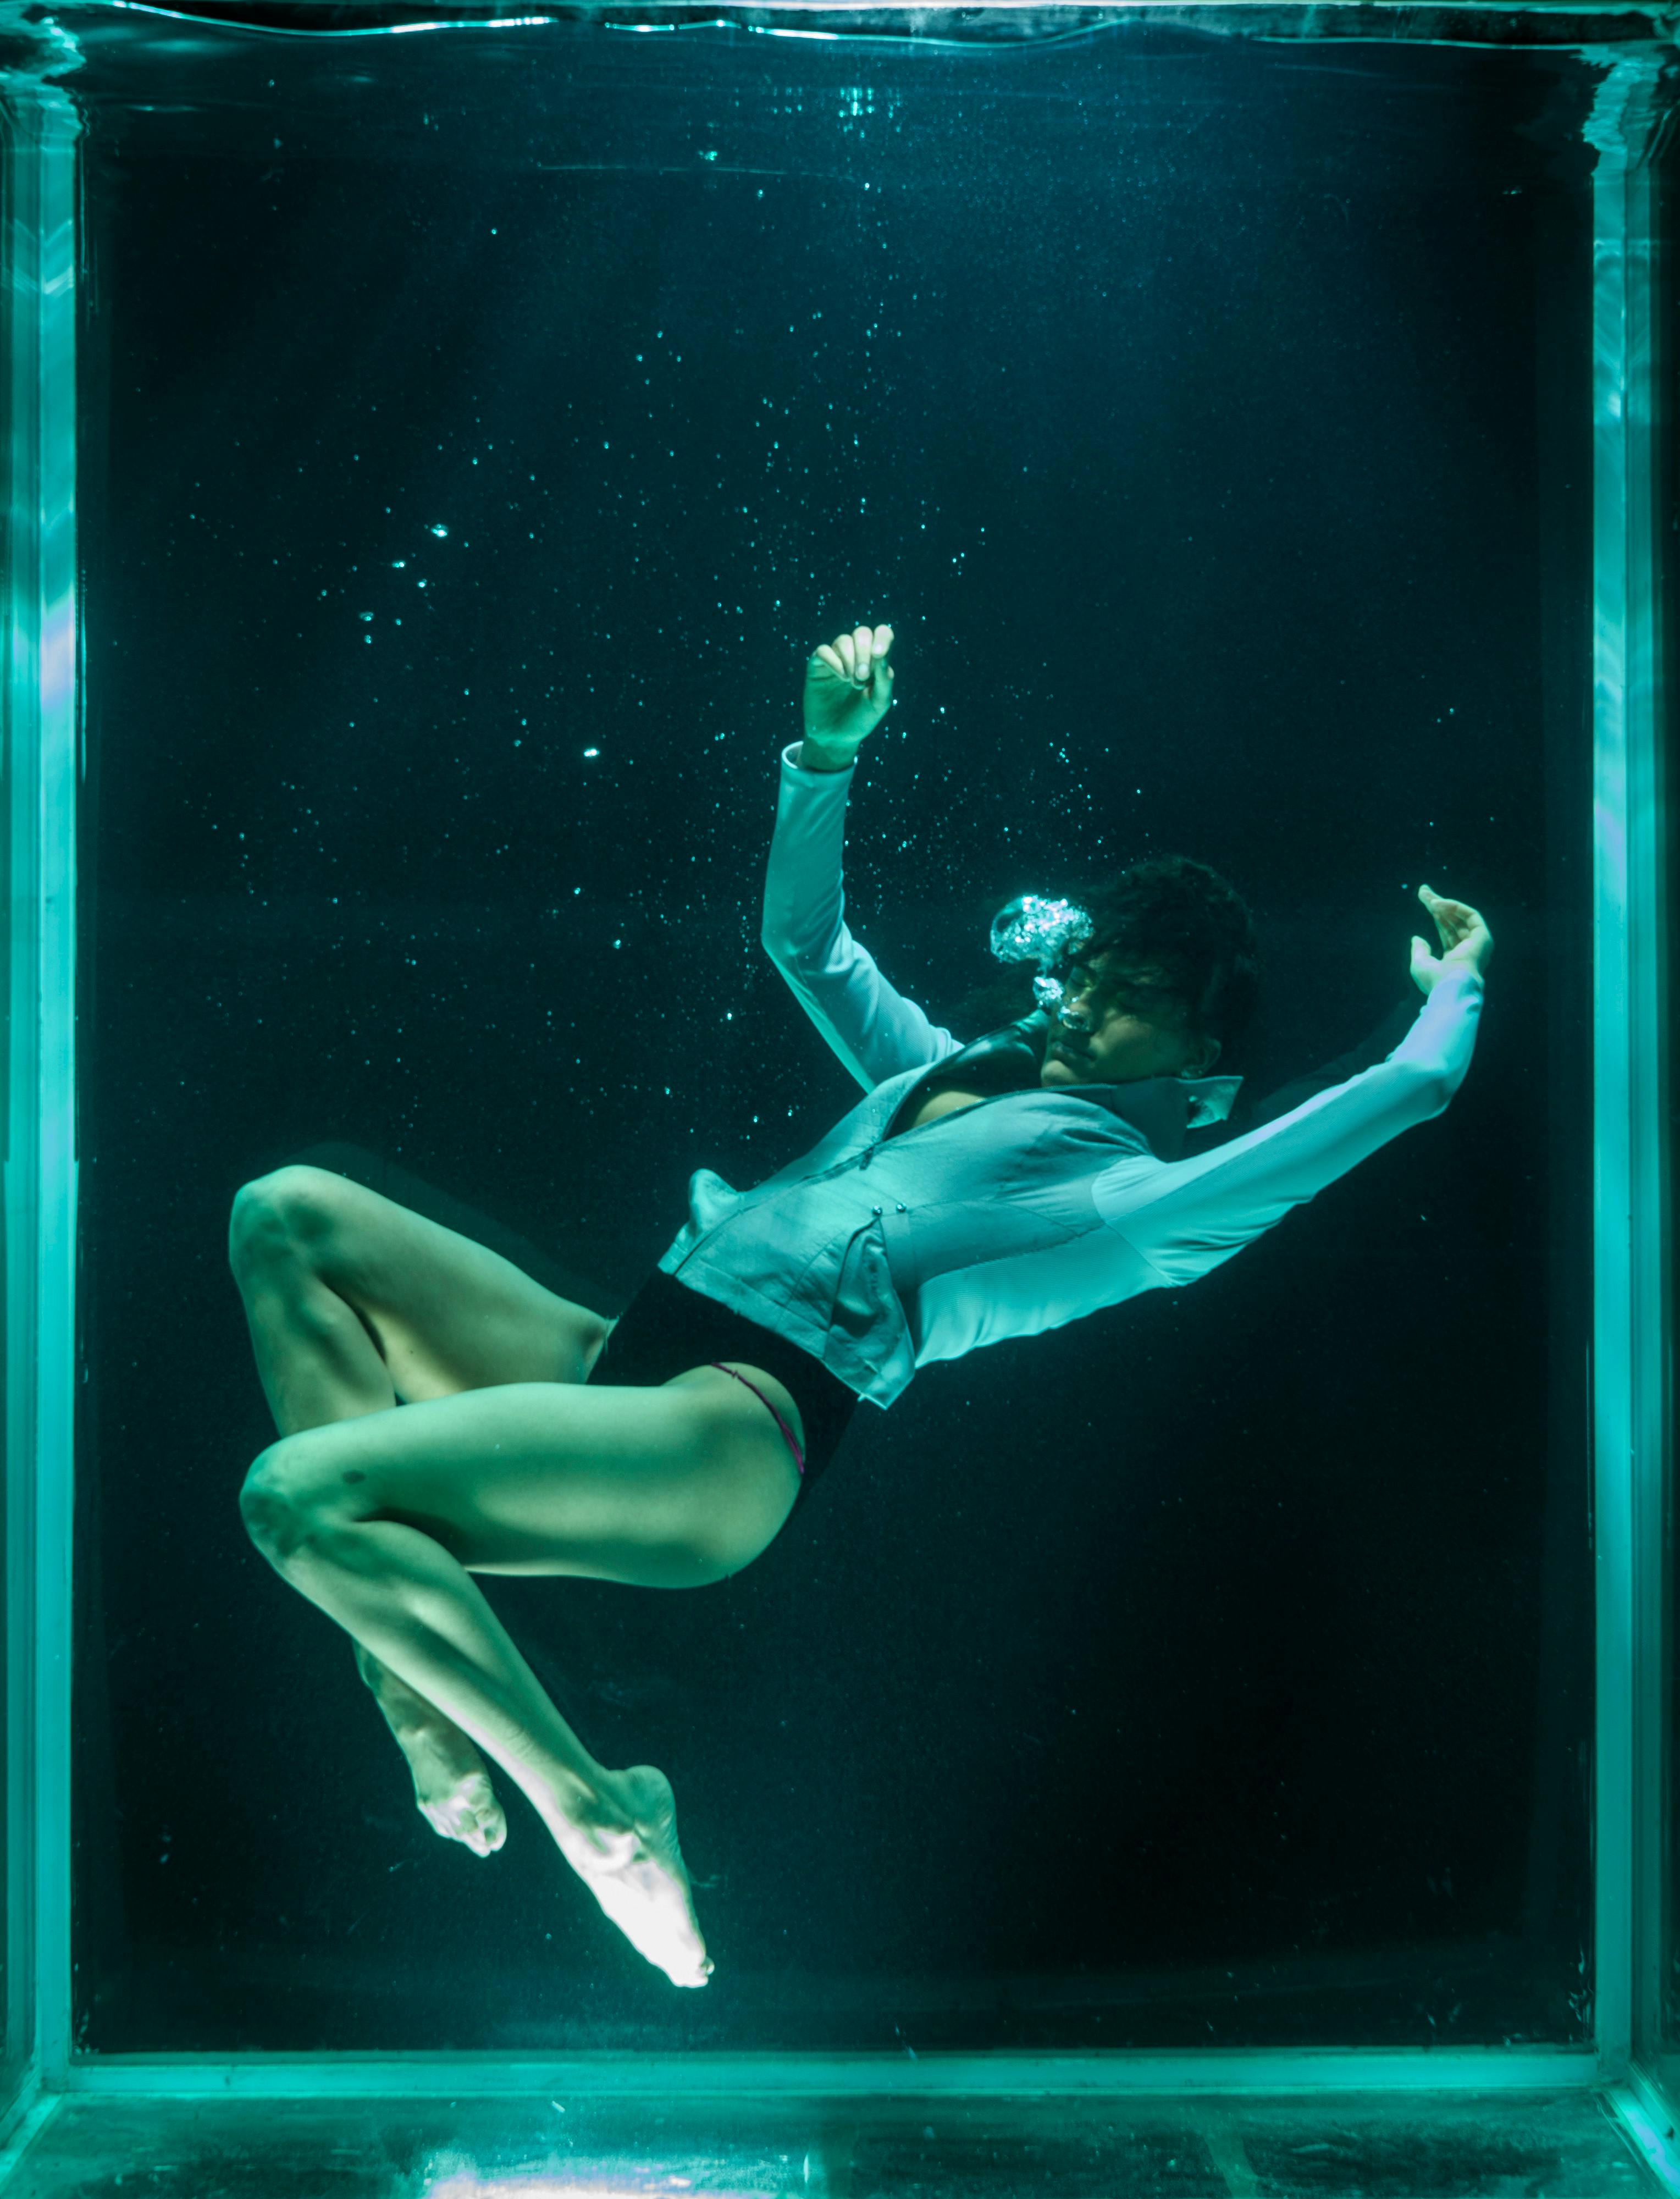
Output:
[843, 626, 871, 686]
[1417, 883, 1494, 973]
[825, 623, 893, 689]
[1418, 882, 1478, 945]
[1418, 883, 1473, 920]
[813, 644, 845, 680]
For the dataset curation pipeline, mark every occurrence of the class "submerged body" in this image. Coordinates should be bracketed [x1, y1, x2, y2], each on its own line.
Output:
[658, 741, 1481, 1413]
[231, 624, 1491, 1991]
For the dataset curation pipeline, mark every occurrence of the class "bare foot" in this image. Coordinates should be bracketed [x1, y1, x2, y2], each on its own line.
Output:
[358, 1648, 506, 1858]
[556, 1765, 713, 1988]
[399, 1717, 507, 1858]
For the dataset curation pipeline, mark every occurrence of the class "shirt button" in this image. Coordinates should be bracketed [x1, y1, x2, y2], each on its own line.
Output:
[871, 1205, 883, 1217]
[896, 1202, 908, 1212]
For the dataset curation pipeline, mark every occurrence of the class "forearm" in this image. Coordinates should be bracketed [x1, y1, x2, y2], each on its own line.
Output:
[761, 748, 855, 965]
[761, 741, 959, 1086]
[1095, 968, 1485, 1285]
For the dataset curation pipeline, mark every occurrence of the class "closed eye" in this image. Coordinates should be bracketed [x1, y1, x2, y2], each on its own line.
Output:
[1063, 964, 1142, 1018]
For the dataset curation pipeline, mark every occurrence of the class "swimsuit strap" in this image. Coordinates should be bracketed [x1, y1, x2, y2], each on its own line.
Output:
[707, 1362, 806, 1478]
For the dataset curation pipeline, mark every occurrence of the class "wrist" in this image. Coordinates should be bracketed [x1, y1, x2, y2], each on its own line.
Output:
[797, 734, 860, 773]
[1442, 953, 1487, 986]
[1421, 959, 1485, 999]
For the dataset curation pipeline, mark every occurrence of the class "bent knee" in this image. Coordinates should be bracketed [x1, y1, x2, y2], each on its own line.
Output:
[229, 1165, 353, 1283]
[239, 1458, 295, 1565]
[239, 1440, 339, 1566]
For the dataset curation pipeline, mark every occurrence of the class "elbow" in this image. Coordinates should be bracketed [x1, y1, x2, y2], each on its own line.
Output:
[759, 896, 789, 959]
[759, 913, 795, 970]
[1402, 1056, 1461, 1121]
[760, 900, 824, 976]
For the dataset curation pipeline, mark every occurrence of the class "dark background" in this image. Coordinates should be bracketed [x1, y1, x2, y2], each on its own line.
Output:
[70, 11, 1596, 2050]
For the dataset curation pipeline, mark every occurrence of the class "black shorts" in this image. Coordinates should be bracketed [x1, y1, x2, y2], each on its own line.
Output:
[587, 1268, 860, 1490]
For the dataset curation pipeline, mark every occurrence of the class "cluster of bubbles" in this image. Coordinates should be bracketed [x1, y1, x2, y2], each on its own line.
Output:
[989, 893, 1095, 1012]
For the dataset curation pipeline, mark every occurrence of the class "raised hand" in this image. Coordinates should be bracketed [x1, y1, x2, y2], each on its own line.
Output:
[799, 623, 895, 769]
[1410, 884, 1494, 996]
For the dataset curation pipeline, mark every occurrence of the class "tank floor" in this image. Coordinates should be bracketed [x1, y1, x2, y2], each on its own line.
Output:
[0, 2087, 1663, 2197]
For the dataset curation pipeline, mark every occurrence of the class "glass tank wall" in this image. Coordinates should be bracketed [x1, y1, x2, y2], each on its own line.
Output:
[52, 8, 1605, 2058]
[1, 60, 78, 2124]
[1660, 133, 1680, 2109]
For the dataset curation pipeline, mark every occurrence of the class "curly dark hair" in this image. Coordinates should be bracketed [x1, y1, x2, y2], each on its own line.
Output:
[1071, 854, 1261, 1060]
[957, 853, 1261, 1060]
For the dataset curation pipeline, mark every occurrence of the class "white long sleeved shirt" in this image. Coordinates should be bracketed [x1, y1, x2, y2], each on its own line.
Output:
[655, 744, 1484, 1409]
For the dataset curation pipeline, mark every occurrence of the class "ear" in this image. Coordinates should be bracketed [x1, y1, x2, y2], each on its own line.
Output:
[1185, 1035, 1222, 1079]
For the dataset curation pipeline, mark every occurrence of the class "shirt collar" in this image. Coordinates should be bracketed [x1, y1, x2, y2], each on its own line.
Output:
[1077, 1070, 1242, 1161]
[1181, 1075, 1244, 1128]
[908, 1013, 1244, 1160]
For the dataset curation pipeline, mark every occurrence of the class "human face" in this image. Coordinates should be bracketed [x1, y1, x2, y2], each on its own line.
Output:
[1039, 951, 1222, 1088]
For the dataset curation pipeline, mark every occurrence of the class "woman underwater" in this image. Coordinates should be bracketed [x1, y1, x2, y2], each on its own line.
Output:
[233, 621, 1492, 1990]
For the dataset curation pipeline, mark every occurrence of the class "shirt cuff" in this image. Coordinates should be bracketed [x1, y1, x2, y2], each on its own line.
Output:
[1421, 964, 1485, 1007]
[781, 741, 856, 783]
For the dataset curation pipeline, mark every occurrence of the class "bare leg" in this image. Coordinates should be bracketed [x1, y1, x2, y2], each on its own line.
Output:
[349, 1642, 507, 1855]
[229, 1165, 617, 1857]
[240, 1372, 803, 1984]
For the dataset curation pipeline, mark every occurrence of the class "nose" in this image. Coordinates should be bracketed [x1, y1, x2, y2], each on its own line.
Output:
[1059, 982, 1095, 1035]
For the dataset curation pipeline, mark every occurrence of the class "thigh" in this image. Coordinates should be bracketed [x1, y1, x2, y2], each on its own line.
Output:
[256, 1369, 803, 1586]
[237, 1166, 612, 1399]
